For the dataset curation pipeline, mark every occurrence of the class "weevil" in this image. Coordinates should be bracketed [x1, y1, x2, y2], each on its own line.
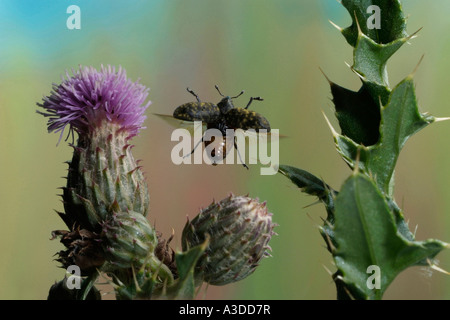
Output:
[172, 85, 271, 169]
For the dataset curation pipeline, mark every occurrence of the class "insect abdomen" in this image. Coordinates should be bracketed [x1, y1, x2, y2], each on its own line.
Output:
[173, 102, 220, 122]
[224, 108, 271, 132]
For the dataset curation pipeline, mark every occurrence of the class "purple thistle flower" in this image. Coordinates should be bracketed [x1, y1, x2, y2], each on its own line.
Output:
[38, 65, 150, 141]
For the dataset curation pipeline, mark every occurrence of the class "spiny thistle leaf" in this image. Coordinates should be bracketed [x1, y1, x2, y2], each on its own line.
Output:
[280, 0, 449, 300]
[329, 15, 415, 147]
[352, 29, 413, 89]
[329, 81, 382, 146]
[278, 165, 336, 200]
[333, 173, 448, 300]
[334, 76, 434, 195]
[155, 240, 209, 300]
[341, 0, 407, 47]
[278, 165, 338, 252]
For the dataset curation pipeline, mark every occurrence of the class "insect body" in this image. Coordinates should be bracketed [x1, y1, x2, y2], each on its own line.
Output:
[173, 86, 271, 169]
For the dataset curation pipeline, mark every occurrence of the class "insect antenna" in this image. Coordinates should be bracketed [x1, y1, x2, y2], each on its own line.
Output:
[186, 87, 201, 102]
[214, 85, 225, 97]
[215, 85, 245, 99]
[231, 90, 245, 99]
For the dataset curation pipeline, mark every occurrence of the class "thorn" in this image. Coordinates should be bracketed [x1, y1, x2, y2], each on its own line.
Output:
[128, 166, 142, 175]
[322, 264, 333, 276]
[353, 11, 362, 35]
[434, 117, 450, 122]
[409, 54, 424, 78]
[328, 20, 342, 32]
[378, 96, 384, 110]
[321, 110, 339, 138]
[322, 228, 336, 253]
[353, 149, 361, 175]
[351, 67, 365, 80]
[318, 67, 332, 84]
[341, 282, 356, 300]
[406, 27, 423, 42]
[303, 200, 322, 209]
[427, 260, 450, 275]
[322, 218, 334, 230]
[305, 211, 317, 222]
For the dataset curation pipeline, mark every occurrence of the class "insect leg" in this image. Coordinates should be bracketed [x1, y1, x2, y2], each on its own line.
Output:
[245, 97, 264, 109]
[234, 139, 249, 170]
[184, 135, 204, 158]
[186, 87, 201, 102]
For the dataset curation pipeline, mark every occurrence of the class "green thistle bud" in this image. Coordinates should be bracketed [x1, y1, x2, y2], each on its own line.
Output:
[101, 210, 174, 290]
[182, 194, 276, 286]
[102, 210, 158, 269]
[62, 125, 149, 231]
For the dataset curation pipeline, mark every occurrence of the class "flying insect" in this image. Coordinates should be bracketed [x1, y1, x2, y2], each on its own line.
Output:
[162, 85, 272, 169]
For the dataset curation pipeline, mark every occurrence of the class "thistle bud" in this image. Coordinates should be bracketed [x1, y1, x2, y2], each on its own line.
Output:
[101, 210, 175, 290]
[62, 126, 150, 231]
[182, 194, 276, 286]
[101, 210, 158, 269]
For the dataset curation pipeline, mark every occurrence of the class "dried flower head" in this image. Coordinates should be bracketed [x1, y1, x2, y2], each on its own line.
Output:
[37, 65, 150, 141]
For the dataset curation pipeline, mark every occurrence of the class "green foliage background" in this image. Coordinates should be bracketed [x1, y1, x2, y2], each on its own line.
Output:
[1, 0, 450, 299]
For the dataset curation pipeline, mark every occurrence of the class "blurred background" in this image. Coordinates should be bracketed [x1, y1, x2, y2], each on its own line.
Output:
[1, 0, 450, 300]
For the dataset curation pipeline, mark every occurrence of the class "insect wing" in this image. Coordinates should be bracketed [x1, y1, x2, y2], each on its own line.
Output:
[224, 108, 271, 132]
[173, 102, 220, 122]
[153, 113, 207, 135]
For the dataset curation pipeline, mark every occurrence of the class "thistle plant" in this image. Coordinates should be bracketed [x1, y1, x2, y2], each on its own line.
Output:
[279, 0, 449, 299]
[39, 65, 275, 300]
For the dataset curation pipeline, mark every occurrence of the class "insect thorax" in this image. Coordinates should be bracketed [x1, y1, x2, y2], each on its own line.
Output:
[217, 97, 235, 114]
[207, 119, 229, 136]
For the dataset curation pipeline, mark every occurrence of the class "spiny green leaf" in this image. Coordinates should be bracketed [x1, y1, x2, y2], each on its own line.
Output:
[341, 0, 407, 47]
[330, 81, 381, 146]
[161, 240, 208, 300]
[333, 173, 448, 299]
[333, 76, 434, 195]
[278, 165, 337, 250]
[353, 31, 411, 89]
[278, 165, 336, 200]
[278, 165, 336, 220]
